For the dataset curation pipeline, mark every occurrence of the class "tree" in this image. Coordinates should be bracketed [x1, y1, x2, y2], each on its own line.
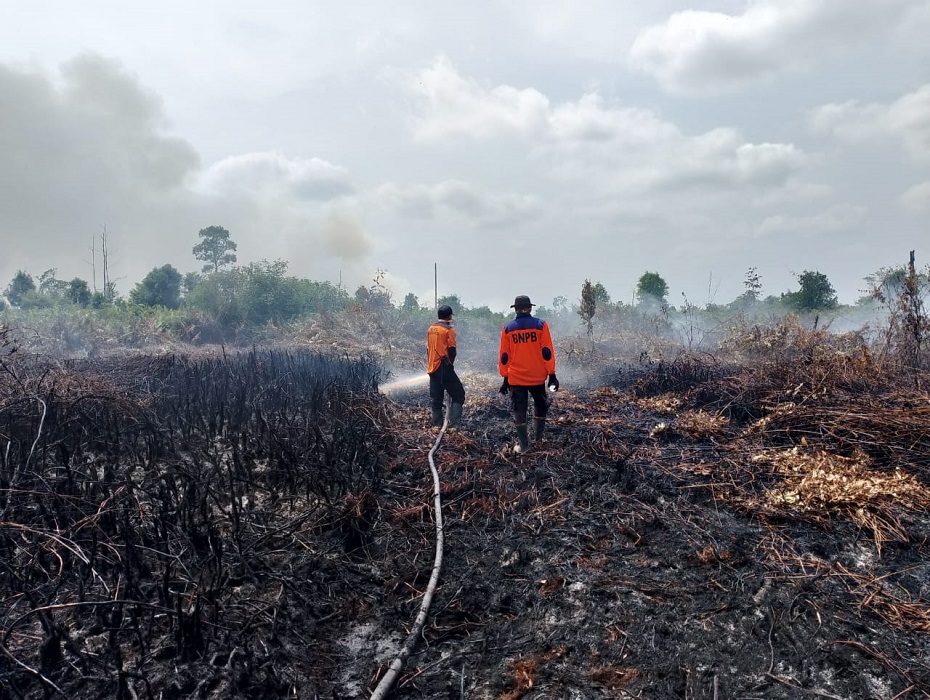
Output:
[401, 293, 421, 312]
[5, 270, 36, 306]
[38, 269, 69, 299]
[782, 270, 838, 311]
[182, 272, 203, 297]
[636, 271, 669, 305]
[67, 278, 92, 307]
[592, 282, 611, 308]
[579, 279, 596, 337]
[130, 264, 183, 309]
[437, 294, 463, 312]
[193, 225, 238, 273]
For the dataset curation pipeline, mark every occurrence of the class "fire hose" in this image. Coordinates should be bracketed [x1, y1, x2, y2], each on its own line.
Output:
[368, 409, 448, 699]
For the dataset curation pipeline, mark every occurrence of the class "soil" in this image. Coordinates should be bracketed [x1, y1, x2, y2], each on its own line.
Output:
[3, 350, 930, 700]
[306, 371, 930, 699]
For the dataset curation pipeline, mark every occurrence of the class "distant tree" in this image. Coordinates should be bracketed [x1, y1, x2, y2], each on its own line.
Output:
[193, 225, 238, 273]
[437, 294, 463, 313]
[592, 282, 611, 308]
[782, 270, 838, 311]
[67, 278, 92, 307]
[863, 265, 912, 305]
[5, 270, 36, 306]
[402, 292, 421, 312]
[130, 264, 183, 309]
[636, 271, 669, 304]
[182, 272, 203, 297]
[552, 295, 568, 313]
[579, 279, 596, 337]
[38, 269, 69, 299]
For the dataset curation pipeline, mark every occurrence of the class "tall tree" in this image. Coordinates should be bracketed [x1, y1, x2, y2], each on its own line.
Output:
[67, 278, 92, 307]
[579, 279, 596, 337]
[782, 270, 838, 311]
[636, 271, 669, 304]
[5, 270, 36, 306]
[130, 265, 183, 309]
[193, 225, 238, 273]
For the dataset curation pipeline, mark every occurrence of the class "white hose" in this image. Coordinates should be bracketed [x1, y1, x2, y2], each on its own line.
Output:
[368, 414, 447, 699]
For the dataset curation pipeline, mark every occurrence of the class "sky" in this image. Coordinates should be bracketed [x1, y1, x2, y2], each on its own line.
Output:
[2, 0, 930, 312]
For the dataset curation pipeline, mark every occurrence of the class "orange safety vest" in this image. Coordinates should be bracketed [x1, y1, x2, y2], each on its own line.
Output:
[427, 321, 457, 374]
[498, 315, 556, 386]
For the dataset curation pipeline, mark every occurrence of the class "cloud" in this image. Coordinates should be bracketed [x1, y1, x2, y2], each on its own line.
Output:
[629, 0, 916, 95]
[0, 52, 375, 293]
[900, 181, 930, 213]
[406, 55, 550, 142]
[374, 180, 543, 227]
[405, 58, 807, 199]
[810, 84, 930, 158]
[757, 204, 869, 237]
[198, 152, 354, 201]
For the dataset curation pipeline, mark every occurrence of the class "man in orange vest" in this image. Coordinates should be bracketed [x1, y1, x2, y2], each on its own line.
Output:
[498, 295, 559, 453]
[427, 304, 465, 427]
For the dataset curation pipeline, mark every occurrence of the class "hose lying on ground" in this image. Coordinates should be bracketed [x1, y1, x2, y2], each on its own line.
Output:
[368, 414, 448, 700]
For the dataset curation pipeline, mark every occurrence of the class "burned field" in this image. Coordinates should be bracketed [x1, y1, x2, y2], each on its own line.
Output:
[2, 335, 930, 698]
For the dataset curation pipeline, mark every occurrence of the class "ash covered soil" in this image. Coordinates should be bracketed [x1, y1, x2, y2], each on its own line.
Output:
[313, 370, 930, 699]
[3, 349, 930, 700]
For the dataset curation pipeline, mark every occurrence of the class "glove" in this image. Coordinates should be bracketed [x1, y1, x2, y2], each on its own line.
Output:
[499, 377, 510, 395]
[547, 373, 560, 391]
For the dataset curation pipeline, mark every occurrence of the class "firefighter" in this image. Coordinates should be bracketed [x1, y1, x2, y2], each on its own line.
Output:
[498, 295, 559, 453]
[426, 304, 465, 427]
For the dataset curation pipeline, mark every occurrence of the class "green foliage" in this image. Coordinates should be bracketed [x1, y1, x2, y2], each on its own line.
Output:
[782, 270, 838, 311]
[185, 260, 350, 332]
[182, 272, 203, 296]
[67, 279, 92, 307]
[401, 292, 421, 312]
[592, 282, 611, 307]
[636, 271, 669, 304]
[38, 269, 69, 299]
[193, 225, 238, 273]
[437, 294, 462, 313]
[579, 279, 596, 337]
[354, 270, 393, 312]
[5, 270, 36, 306]
[130, 264, 183, 309]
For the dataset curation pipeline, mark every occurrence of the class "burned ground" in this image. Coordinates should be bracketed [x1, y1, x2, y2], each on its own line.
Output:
[1, 341, 930, 699]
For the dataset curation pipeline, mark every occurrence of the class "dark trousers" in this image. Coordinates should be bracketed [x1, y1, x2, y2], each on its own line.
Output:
[510, 384, 549, 424]
[429, 360, 465, 409]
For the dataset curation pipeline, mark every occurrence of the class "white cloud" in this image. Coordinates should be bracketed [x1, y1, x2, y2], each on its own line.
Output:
[199, 152, 354, 201]
[406, 58, 807, 198]
[810, 84, 930, 158]
[407, 55, 550, 142]
[629, 0, 917, 95]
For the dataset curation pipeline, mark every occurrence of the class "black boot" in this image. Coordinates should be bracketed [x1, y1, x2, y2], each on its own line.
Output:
[534, 417, 546, 442]
[514, 423, 530, 453]
[430, 406, 444, 427]
[449, 402, 463, 427]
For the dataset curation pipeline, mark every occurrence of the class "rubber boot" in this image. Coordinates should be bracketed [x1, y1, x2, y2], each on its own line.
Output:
[430, 406, 444, 427]
[534, 416, 546, 442]
[514, 423, 531, 454]
[449, 402, 463, 427]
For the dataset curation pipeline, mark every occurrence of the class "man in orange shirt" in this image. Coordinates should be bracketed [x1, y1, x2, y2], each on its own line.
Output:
[498, 295, 559, 453]
[427, 304, 465, 427]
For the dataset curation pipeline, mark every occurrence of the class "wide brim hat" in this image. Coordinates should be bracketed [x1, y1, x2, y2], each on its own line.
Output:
[511, 295, 535, 308]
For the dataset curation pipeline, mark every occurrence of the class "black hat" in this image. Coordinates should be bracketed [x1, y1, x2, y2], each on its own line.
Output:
[511, 295, 534, 308]
[437, 304, 454, 319]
